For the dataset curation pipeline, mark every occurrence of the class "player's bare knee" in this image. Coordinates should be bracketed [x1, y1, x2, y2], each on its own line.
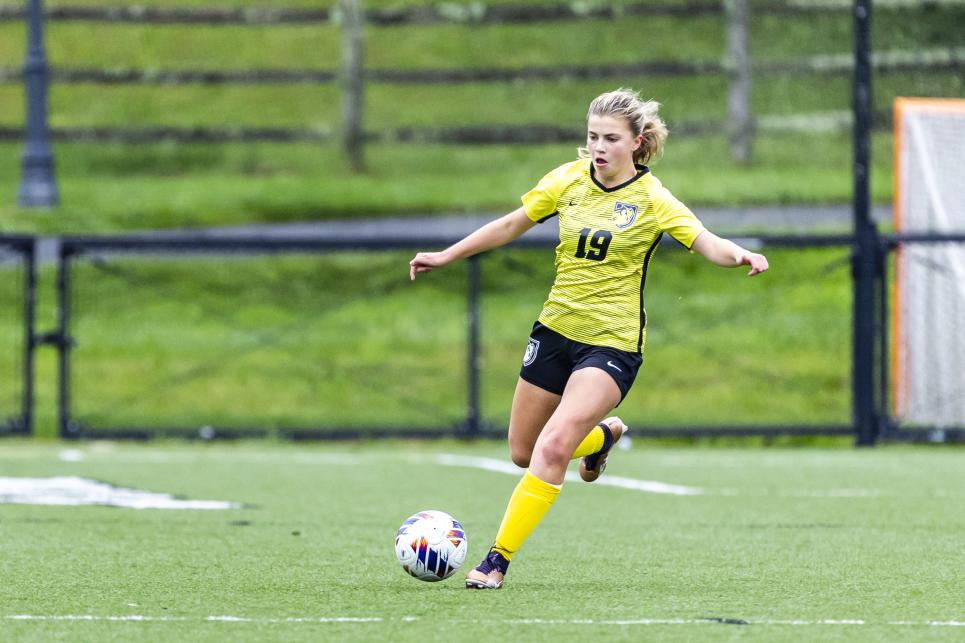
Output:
[535, 438, 571, 470]
[511, 453, 531, 468]
[509, 446, 531, 468]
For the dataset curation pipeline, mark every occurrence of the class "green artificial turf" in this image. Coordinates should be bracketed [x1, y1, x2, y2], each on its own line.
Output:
[0, 440, 962, 642]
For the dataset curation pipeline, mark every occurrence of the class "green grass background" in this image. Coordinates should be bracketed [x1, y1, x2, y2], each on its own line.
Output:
[0, 245, 850, 437]
[1, 441, 963, 641]
[0, 134, 902, 233]
[0, 3, 963, 232]
[0, 2, 961, 433]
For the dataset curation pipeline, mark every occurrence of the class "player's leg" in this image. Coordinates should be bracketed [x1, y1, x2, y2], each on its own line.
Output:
[511, 321, 568, 467]
[465, 377, 560, 590]
[578, 416, 629, 482]
[466, 367, 620, 589]
[507, 376, 627, 474]
[571, 348, 639, 481]
[527, 367, 622, 485]
[506, 377, 560, 468]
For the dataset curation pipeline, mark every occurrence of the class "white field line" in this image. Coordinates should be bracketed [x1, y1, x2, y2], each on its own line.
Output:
[4, 614, 964, 627]
[433, 454, 894, 499]
[435, 454, 704, 496]
[44, 449, 888, 499]
[0, 476, 239, 510]
[56, 449, 364, 465]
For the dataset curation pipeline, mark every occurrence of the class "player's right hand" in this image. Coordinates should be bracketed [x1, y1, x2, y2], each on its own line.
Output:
[409, 252, 447, 281]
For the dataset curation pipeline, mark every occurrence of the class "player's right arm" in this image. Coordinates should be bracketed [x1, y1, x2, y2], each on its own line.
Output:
[409, 207, 535, 281]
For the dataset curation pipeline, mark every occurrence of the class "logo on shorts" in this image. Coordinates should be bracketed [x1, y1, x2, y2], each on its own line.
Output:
[613, 201, 638, 229]
[523, 338, 540, 366]
[606, 360, 623, 373]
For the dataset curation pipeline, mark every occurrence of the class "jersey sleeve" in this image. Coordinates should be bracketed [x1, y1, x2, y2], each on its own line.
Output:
[652, 183, 706, 249]
[520, 164, 571, 223]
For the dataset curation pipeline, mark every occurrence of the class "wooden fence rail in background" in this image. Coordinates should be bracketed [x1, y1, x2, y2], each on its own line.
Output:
[0, 110, 894, 145]
[1, 47, 962, 85]
[2, 0, 963, 166]
[1, 0, 962, 24]
[1, 48, 960, 85]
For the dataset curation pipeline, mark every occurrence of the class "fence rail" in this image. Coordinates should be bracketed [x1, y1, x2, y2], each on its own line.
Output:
[2, 47, 961, 86]
[55, 232, 857, 441]
[0, 109, 895, 144]
[0, 125, 333, 143]
[1, 0, 962, 24]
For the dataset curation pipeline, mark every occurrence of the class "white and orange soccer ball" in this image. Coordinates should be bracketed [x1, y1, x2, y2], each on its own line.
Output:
[394, 510, 468, 582]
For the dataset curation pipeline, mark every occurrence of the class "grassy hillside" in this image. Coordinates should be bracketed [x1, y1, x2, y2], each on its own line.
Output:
[1, 3, 956, 436]
[0, 2, 962, 232]
[0, 133, 900, 233]
[2, 245, 850, 438]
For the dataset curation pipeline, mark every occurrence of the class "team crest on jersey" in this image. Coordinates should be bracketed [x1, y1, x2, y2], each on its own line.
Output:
[613, 201, 638, 229]
[522, 338, 540, 366]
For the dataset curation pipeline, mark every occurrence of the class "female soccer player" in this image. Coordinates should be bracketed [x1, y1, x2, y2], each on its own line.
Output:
[409, 88, 768, 590]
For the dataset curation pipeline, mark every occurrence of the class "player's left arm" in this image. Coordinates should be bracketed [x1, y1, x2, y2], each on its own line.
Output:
[691, 230, 769, 276]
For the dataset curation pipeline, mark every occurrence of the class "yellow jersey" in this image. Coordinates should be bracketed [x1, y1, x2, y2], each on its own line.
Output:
[521, 160, 706, 353]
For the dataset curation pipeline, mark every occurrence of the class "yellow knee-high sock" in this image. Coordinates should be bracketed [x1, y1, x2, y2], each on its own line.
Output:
[571, 424, 605, 459]
[491, 470, 561, 561]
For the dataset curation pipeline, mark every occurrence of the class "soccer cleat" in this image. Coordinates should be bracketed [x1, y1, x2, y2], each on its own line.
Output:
[579, 416, 628, 482]
[465, 549, 510, 590]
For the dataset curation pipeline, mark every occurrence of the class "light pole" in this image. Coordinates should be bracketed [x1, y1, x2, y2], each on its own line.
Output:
[17, 0, 59, 208]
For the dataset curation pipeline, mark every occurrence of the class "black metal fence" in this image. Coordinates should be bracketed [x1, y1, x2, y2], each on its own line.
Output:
[0, 236, 35, 436]
[53, 236, 474, 440]
[51, 234, 857, 440]
[21, 230, 964, 444]
[2, 230, 963, 443]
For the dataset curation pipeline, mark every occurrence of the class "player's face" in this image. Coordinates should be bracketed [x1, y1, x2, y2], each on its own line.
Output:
[586, 115, 642, 179]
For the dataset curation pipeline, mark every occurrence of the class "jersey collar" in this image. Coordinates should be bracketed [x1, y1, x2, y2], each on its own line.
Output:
[589, 162, 650, 193]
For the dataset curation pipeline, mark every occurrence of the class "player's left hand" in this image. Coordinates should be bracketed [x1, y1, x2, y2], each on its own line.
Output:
[740, 252, 769, 276]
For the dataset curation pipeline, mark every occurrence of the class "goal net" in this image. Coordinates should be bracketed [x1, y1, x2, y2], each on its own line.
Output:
[892, 98, 965, 428]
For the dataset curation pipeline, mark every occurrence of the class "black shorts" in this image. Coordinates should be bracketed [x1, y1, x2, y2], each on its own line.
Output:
[519, 322, 642, 404]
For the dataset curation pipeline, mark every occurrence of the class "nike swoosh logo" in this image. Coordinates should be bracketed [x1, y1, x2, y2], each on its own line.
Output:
[606, 360, 622, 372]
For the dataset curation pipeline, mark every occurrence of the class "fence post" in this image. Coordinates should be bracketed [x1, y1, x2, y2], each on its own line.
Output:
[22, 238, 37, 435]
[876, 237, 891, 438]
[725, 0, 753, 163]
[56, 244, 77, 438]
[465, 255, 481, 437]
[851, 0, 879, 447]
[18, 0, 59, 207]
[338, 0, 365, 172]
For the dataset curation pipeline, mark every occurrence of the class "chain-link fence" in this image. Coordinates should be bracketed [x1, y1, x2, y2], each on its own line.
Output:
[0, 232, 955, 442]
[480, 242, 854, 435]
[0, 237, 34, 435]
[51, 235, 861, 440]
[58, 239, 472, 438]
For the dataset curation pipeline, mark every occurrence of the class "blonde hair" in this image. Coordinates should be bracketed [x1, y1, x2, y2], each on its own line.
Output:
[579, 88, 668, 165]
